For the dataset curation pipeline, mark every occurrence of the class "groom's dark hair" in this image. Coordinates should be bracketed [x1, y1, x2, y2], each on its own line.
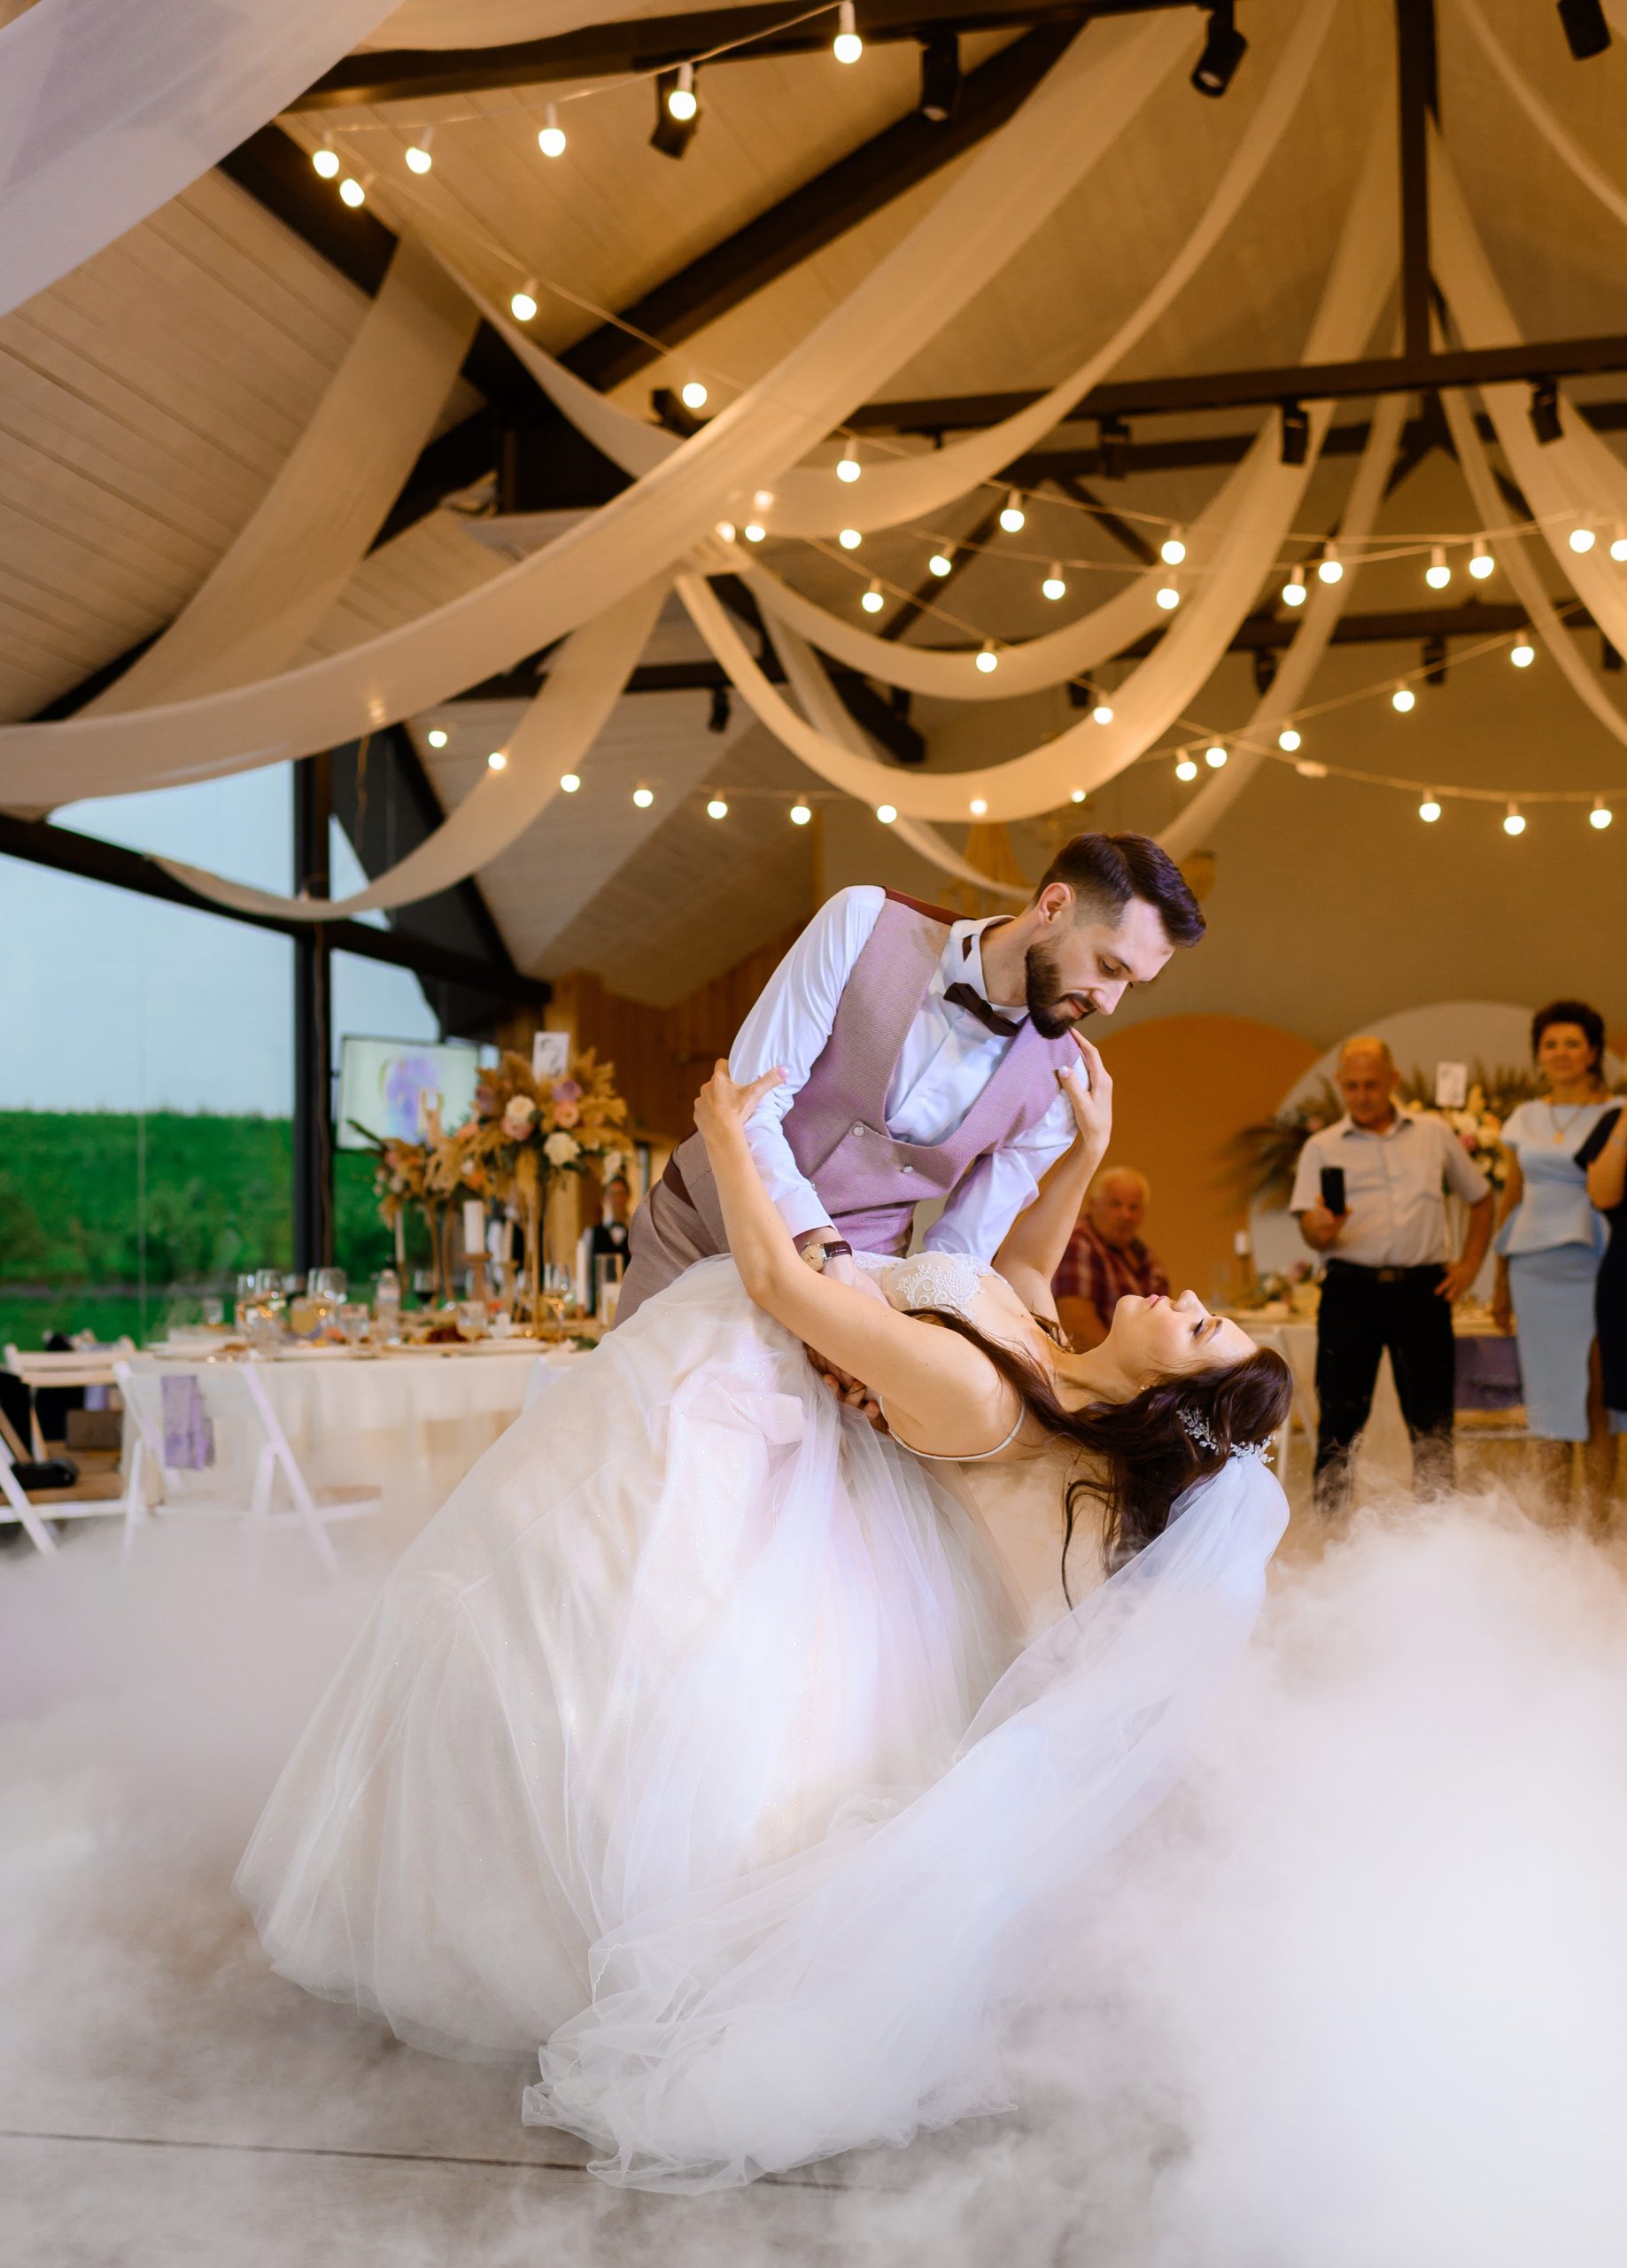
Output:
[1036, 830, 1205, 947]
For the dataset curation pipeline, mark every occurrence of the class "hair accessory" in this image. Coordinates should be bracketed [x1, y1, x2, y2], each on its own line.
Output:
[1178, 1405, 1270, 1463]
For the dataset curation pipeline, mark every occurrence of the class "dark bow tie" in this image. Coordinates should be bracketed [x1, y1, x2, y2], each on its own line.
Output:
[944, 982, 1022, 1040]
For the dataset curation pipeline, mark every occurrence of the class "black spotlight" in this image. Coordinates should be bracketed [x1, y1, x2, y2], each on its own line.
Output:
[1530, 378, 1562, 445]
[1423, 635, 1448, 687]
[651, 66, 701, 159]
[1252, 647, 1277, 699]
[1097, 414, 1130, 480]
[1558, 0, 1612, 60]
[1279, 399, 1310, 467]
[1191, 0, 1247, 97]
[708, 684, 732, 734]
[1602, 633, 1623, 673]
[919, 32, 962, 121]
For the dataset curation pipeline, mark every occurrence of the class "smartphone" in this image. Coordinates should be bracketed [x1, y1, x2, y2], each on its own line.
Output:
[1320, 1165, 1346, 1215]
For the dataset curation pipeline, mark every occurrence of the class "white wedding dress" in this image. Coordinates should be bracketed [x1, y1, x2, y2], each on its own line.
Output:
[236, 1253, 1286, 2193]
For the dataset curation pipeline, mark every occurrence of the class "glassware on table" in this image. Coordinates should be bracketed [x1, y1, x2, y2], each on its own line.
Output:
[252, 1269, 288, 1334]
[245, 1304, 283, 1356]
[234, 1272, 259, 1332]
[540, 1264, 572, 1330]
[595, 1253, 624, 1327]
[337, 1301, 371, 1347]
[410, 1269, 436, 1310]
[201, 1296, 224, 1328]
[456, 1298, 488, 1341]
[375, 1268, 402, 1342]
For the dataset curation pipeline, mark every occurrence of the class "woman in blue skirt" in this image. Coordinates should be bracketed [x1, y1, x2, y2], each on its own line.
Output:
[1492, 998, 1615, 1518]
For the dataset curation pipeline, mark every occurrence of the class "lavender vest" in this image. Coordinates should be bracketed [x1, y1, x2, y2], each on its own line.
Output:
[667, 892, 1077, 1258]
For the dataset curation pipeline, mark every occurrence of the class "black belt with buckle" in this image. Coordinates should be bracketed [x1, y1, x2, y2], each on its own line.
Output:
[1324, 1259, 1444, 1285]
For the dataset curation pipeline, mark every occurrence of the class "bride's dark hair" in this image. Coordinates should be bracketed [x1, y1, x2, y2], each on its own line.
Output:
[922, 1314, 1292, 1603]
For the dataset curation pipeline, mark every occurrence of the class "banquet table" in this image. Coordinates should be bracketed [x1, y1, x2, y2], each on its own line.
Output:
[128, 1342, 587, 1536]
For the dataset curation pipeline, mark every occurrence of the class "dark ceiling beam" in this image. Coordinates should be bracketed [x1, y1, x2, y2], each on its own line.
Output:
[1052, 471, 1157, 563]
[881, 499, 1003, 644]
[291, 0, 1183, 107]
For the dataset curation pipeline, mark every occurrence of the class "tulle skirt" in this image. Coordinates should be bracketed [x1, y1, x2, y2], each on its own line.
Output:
[237, 1257, 1285, 2191]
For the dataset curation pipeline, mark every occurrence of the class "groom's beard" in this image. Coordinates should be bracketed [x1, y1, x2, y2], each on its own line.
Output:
[1025, 938, 1092, 1038]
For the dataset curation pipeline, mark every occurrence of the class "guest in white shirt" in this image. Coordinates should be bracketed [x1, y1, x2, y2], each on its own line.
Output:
[1291, 1036, 1493, 1512]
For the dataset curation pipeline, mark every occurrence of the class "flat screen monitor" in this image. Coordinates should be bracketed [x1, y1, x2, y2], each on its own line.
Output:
[337, 1035, 483, 1150]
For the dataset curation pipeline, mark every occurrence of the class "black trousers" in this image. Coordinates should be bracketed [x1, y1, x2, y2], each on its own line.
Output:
[1313, 1262, 1456, 1511]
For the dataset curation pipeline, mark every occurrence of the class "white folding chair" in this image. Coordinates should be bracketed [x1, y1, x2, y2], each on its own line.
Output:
[4, 1339, 135, 1459]
[0, 1401, 134, 1557]
[115, 1359, 380, 1575]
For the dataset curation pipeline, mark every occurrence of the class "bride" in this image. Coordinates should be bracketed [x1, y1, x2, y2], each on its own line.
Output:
[237, 1035, 1291, 2193]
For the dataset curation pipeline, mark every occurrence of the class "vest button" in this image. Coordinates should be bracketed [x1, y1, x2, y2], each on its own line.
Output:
[852, 1122, 866, 1137]
[901, 1162, 914, 1174]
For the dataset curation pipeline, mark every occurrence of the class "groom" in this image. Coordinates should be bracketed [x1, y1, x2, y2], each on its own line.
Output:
[616, 830, 1205, 1324]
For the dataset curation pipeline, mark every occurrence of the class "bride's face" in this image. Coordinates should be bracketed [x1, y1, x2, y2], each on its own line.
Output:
[1104, 1288, 1258, 1385]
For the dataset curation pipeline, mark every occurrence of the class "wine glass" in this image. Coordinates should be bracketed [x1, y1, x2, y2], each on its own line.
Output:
[337, 1301, 371, 1348]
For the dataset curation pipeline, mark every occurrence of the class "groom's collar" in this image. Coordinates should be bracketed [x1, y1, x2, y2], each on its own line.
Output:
[946, 917, 1027, 1021]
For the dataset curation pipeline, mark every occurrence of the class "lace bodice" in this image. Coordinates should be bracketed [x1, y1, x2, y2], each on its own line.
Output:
[879, 1250, 999, 1324]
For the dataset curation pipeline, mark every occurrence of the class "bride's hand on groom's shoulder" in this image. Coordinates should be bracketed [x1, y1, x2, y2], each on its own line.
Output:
[1058, 1033, 1112, 1161]
[695, 1060, 784, 1143]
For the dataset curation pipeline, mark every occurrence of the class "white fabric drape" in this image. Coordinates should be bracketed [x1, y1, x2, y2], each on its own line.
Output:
[1453, 0, 1627, 234]
[155, 579, 668, 920]
[1158, 390, 1407, 858]
[359, 0, 763, 48]
[486, 0, 1332, 545]
[89, 237, 476, 718]
[0, 0, 399, 319]
[0, 12, 1196, 809]
[677, 119, 1398, 823]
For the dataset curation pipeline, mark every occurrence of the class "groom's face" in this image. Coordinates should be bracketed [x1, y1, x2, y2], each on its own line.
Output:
[1024, 897, 1173, 1037]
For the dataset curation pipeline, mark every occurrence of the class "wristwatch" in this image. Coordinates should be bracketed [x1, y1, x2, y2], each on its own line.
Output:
[798, 1238, 854, 1274]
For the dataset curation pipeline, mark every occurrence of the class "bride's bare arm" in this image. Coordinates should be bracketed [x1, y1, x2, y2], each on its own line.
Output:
[994, 1033, 1112, 1324]
[694, 1064, 1019, 1457]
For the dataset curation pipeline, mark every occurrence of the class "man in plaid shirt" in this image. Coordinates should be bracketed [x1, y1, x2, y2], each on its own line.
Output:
[1052, 1167, 1171, 1349]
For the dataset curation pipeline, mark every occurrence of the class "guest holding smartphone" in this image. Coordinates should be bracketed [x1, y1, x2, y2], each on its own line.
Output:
[1291, 1037, 1492, 1513]
[1491, 1000, 1614, 1518]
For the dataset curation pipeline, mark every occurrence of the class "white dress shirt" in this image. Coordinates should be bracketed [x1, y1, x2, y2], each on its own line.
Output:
[1290, 1110, 1491, 1268]
[728, 885, 1075, 1256]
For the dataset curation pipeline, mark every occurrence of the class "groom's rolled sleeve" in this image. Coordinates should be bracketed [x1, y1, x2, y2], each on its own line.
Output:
[926, 1084, 1077, 1259]
[728, 885, 885, 1242]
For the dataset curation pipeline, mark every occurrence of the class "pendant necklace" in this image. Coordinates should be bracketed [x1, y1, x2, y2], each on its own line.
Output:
[1549, 1099, 1589, 1144]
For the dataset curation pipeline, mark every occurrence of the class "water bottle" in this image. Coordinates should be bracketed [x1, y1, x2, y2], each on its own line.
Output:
[375, 1268, 402, 1344]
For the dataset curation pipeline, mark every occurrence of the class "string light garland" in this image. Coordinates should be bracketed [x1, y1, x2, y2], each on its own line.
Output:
[1042, 563, 1067, 600]
[538, 105, 567, 159]
[405, 130, 433, 175]
[833, 1, 864, 64]
[560, 772, 581, 792]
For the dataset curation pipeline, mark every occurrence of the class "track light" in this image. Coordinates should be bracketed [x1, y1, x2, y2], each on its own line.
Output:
[1175, 756, 1199, 782]
[1160, 528, 1187, 566]
[338, 176, 367, 208]
[876, 803, 897, 824]
[652, 65, 700, 157]
[1504, 803, 1525, 835]
[708, 686, 732, 734]
[837, 441, 861, 484]
[426, 727, 448, 749]
[1282, 563, 1307, 608]
[633, 785, 655, 809]
[707, 797, 729, 819]
[1420, 795, 1442, 822]
[680, 379, 709, 410]
[790, 801, 812, 826]
[560, 772, 581, 793]
[1591, 797, 1614, 828]
[1570, 522, 1597, 553]
[1042, 563, 1067, 601]
[998, 490, 1026, 533]
[1191, 0, 1247, 96]
[1317, 542, 1343, 585]
[833, 3, 863, 65]
[313, 138, 340, 180]
[919, 31, 962, 120]
[1469, 538, 1494, 579]
[1392, 684, 1416, 712]
[1425, 545, 1451, 589]
[1558, 0, 1612, 61]
[405, 130, 433, 174]
[1511, 635, 1536, 667]
[975, 641, 999, 673]
[837, 526, 862, 550]
[861, 580, 884, 614]
[511, 281, 538, 322]
[538, 104, 567, 158]
[1279, 400, 1309, 467]
[1529, 379, 1561, 445]
[928, 550, 953, 578]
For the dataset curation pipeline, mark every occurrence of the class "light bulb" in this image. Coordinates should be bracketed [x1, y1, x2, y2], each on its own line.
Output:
[1282, 563, 1306, 608]
[1469, 538, 1494, 579]
[1156, 581, 1181, 611]
[1591, 798, 1613, 829]
[1504, 804, 1525, 835]
[1160, 528, 1188, 566]
[860, 580, 884, 614]
[1205, 743, 1228, 769]
[487, 750, 507, 771]
[1612, 524, 1627, 563]
[1070, 788, 1088, 804]
[538, 104, 567, 158]
[837, 442, 861, 483]
[338, 177, 366, 208]
[876, 803, 897, 825]
[510, 284, 538, 322]
[1175, 757, 1199, 782]
[680, 379, 709, 410]
[833, 2, 863, 64]
[715, 519, 736, 543]
[1392, 685, 1416, 712]
[560, 772, 581, 793]
[754, 489, 774, 509]
[1570, 523, 1596, 554]
[1425, 544, 1450, 589]
[743, 522, 766, 544]
[667, 62, 698, 120]
[928, 551, 953, 578]
[975, 642, 998, 673]
[1511, 638, 1536, 668]
[998, 490, 1026, 534]
[426, 727, 448, 749]
[790, 802, 812, 826]
[404, 135, 432, 174]
[707, 797, 728, 819]
[1317, 544, 1343, 584]
[1092, 702, 1114, 726]
[313, 142, 340, 180]
[1278, 726, 1302, 752]
[1041, 564, 1067, 602]
[1296, 759, 1328, 779]
[837, 527, 861, 550]
[969, 797, 988, 817]
[633, 786, 655, 809]
[1419, 796, 1442, 823]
